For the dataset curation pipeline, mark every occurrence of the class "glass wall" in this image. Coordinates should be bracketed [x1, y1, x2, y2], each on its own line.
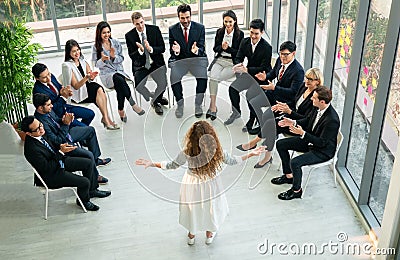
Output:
[278, 0, 290, 45]
[295, 0, 307, 65]
[346, 0, 391, 188]
[312, 0, 331, 72]
[369, 40, 400, 224]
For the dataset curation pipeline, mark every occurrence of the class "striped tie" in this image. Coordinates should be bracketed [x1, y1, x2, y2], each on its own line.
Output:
[40, 137, 64, 168]
[278, 65, 285, 81]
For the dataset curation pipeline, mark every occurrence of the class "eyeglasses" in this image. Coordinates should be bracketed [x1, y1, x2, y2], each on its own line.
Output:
[31, 123, 43, 133]
[305, 76, 318, 81]
[279, 52, 292, 57]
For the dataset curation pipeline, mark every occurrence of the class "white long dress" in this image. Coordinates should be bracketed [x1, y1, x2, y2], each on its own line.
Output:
[161, 151, 243, 233]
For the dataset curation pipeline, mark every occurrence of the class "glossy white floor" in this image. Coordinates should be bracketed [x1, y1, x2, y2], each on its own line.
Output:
[0, 35, 371, 259]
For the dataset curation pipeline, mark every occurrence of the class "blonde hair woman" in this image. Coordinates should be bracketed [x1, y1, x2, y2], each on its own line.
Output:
[237, 67, 324, 168]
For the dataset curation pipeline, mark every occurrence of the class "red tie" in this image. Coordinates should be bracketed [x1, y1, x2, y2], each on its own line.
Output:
[47, 82, 57, 94]
[278, 65, 285, 81]
[184, 27, 188, 44]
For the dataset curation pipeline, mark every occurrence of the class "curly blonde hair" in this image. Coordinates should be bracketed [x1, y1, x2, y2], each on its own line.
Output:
[184, 121, 224, 179]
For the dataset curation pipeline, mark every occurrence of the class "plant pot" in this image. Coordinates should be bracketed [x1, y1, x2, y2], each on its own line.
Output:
[12, 122, 26, 141]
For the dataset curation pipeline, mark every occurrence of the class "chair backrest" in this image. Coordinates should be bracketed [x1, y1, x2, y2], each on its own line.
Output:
[334, 130, 343, 158]
[32, 167, 48, 189]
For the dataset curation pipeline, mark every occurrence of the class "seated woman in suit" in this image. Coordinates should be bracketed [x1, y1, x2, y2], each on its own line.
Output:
[207, 10, 244, 120]
[236, 67, 324, 168]
[92, 21, 144, 123]
[62, 39, 119, 130]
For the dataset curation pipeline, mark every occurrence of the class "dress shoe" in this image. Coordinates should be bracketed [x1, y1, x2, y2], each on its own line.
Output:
[206, 109, 212, 119]
[157, 97, 169, 106]
[89, 189, 111, 198]
[101, 119, 120, 130]
[278, 188, 302, 200]
[152, 102, 163, 115]
[254, 157, 273, 168]
[97, 175, 109, 184]
[224, 111, 241, 125]
[248, 126, 261, 135]
[195, 106, 203, 118]
[96, 158, 111, 167]
[76, 199, 99, 211]
[271, 175, 293, 185]
[205, 232, 216, 245]
[236, 144, 256, 151]
[132, 105, 145, 116]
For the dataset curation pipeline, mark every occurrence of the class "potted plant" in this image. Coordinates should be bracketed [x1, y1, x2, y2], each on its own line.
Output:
[0, 18, 42, 144]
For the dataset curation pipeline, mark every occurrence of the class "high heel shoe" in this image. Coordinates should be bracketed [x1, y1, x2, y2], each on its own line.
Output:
[118, 110, 127, 122]
[206, 108, 217, 120]
[132, 105, 145, 116]
[254, 157, 273, 168]
[101, 119, 120, 130]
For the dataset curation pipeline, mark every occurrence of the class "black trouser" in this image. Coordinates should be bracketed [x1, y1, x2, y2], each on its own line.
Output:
[170, 58, 208, 106]
[43, 157, 97, 202]
[276, 137, 329, 190]
[113, 73, 135, 110]
[134, 65, 167, 103]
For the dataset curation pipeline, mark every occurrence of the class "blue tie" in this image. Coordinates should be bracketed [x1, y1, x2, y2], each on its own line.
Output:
[41, 137, 64, 169]
[48, 114, 73, 142]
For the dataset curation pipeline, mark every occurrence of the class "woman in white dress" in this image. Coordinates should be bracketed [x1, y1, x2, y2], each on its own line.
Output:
[136, 120, 265, 245]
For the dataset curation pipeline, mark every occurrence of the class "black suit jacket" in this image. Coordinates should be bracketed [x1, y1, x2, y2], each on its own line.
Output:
[168, 21, 207, 63]
[24, 135, 65, 186]
[289, 83, 316, 120]
[234, 37, 272, 79]
[212, 28, 244, 62]
[265, 58, 305, 108]
[125, 24, 166, 71]
[297, 105, 340, 159]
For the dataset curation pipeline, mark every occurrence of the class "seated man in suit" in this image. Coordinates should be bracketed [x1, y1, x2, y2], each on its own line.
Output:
[22, 116, 111, 211]
[33, 93, 111, 184]
[125, 11, 168, 115]
[251, 41, 304, 136]
[224, 18, 272, 129]
[168, 4, 208, 118]
[272, 86, 340, 200]
[32, 63, 95, 127]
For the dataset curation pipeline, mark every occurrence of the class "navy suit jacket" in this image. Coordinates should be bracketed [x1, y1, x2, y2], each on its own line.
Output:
[33, 75, 66, 117]
[297, 105, 340, 159]
[265, 58, 304, 108]
[168, 21, 207, 63]
[234, 37, 272, 78]
[125, 24, 166, 71]
[34, 111, 71, 146]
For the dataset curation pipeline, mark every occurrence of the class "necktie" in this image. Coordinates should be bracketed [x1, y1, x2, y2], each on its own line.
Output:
[40, 137, 64, 168]
[141, 32, 151, 70]
[278, 65, 285, 81]
[47, 82, 57, 95]
[48, 114, 74, 142]
[184, 27, 188, 44]
[312, 111, 323, 131]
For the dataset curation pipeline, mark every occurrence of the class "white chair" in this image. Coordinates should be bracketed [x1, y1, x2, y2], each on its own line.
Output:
[32, 167, 87, 220]
[302, 131, 343, 195]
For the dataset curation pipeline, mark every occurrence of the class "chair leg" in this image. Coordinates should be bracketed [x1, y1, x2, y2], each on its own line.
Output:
[105, 91, 115, 123]
[72, 188, 87, 213]
[44, 191, 49, 220]
[302, 167, 315, 197]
